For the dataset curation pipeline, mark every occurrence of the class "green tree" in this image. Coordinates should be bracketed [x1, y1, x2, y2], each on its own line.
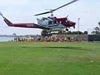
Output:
[84, 31, 88, 34]
[91, 22, 100, 34]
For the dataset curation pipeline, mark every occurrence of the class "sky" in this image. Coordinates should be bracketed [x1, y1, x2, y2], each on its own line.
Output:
[0, 0, 100, 35]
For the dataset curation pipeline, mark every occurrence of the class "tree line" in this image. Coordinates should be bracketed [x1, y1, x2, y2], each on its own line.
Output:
[91, 22, 100, 34]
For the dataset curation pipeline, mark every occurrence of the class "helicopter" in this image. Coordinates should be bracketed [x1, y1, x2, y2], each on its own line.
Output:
[0, 0, 78, 31]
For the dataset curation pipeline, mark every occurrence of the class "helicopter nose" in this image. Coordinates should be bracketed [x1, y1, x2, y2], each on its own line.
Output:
[70, 21, 76, 26]
[72, 22, 76, 26]
[72, 22, 76, 28]
[69, 21, 76, 28]
[65, 21, 76, 28]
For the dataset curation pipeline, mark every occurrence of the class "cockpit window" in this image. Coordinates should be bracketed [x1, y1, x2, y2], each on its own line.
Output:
[48, 21, 52, 24]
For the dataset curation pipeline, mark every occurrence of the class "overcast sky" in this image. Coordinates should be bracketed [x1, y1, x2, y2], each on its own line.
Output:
[0, 0, 100, 35]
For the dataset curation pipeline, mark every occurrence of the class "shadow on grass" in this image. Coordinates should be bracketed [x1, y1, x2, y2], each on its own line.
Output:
[21, 46, 90, 51]
[43, 46, 90, 51]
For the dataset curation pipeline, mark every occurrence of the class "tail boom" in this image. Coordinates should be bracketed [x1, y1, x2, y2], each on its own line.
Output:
[4, 18, 40, 28]
[0, 12, 50, 29]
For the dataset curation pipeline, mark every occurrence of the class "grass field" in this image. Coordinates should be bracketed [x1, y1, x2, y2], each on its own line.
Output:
[0, 42, 100, 75]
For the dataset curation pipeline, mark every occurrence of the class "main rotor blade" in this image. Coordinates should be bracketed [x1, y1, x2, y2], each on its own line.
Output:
[34, 0, 78, 16]
[34, 11, 51, 16]
[52, 0, 78, 12]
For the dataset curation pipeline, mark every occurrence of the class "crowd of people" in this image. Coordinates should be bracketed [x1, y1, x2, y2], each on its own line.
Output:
[14, 34, 88, 42]
[14, 36, 71, 42]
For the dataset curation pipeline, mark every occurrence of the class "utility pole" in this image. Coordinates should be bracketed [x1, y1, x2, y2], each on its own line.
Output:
[78, 18, 80, 33]
[77, 18, 80, 41]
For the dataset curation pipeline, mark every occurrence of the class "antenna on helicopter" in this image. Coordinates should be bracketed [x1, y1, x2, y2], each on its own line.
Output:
[34, 0, 78, 16]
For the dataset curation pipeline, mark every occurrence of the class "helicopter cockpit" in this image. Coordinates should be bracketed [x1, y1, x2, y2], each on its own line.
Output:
[37, 17, 58, 27]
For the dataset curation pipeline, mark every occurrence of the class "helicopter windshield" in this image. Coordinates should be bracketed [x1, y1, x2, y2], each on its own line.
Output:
[37, 17, 54, 26]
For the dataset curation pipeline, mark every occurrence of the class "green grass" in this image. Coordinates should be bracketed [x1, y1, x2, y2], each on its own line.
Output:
[0, 42, 100, 75]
